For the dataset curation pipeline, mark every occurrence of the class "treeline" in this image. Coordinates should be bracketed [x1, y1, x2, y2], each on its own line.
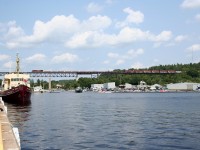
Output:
[29, 62, 200, 90]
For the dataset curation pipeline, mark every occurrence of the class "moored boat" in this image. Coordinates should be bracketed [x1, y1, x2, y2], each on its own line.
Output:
[75, 87, 83, 93]
[0, 54, 31, 105]
[33, 86, 44, 93]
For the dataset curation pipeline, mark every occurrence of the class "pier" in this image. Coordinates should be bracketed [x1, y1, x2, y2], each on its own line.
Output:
[0, 98, 20, 150]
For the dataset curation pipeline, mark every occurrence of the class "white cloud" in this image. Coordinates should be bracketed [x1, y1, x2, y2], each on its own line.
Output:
[5, 22, 25, 39]
[82, 15, 112, 31]
[107, 48, 144, 66]
[3, 61, 14, 69]
[181, 0, 200, 9]
[86, 2, 102, 13]
[175, 35, 187, 42]
[26, 54, 46, 63]
[154, 31, 172, 42]
[124, 48, 144, 59]
[124, 7, 144, 24]
[2, 15, 113, 49]
[117, 27, 150, 43]
[52, 53, 79, 63]
[187, 44, 200, 52]
[0, 54, 11, 61]
[5, 15, 80, 49]
[131, 62, 144, 69]
[116, 59, 124, 65]
[116, 7, 144, 27]
[108, 52, 119, 58]
[1, 15, 172, 50]
[195, 14, 200, 21]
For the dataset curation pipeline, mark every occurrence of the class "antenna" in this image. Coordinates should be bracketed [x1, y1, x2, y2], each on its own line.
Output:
[16, 53, 20, 74]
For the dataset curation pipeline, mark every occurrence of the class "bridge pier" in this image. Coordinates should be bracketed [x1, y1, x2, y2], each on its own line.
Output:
[75, 75, 79, 81]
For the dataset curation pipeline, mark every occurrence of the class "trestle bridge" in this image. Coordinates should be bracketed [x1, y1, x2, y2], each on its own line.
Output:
[0, 70, 181, 78]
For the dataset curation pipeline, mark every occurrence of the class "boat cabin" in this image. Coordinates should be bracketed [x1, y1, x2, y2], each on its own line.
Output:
[2, 73, 30, 90]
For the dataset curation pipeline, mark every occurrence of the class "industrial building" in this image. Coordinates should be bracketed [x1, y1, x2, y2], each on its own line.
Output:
[91, 84, 104, 91]
[103, 82, 116, 90]
[167, 82, 200, 91]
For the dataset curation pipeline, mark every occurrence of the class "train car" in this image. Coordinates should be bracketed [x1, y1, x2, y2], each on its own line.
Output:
[32, 70, 43, 72]
[143, 70, 152, 73]
[160, 70, 168, 73]
[151, 70, 160, 73]
[167, 70, 176, 73]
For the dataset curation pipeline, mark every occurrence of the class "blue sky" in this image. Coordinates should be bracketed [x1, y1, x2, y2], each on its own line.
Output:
[0, 0, 200, 72]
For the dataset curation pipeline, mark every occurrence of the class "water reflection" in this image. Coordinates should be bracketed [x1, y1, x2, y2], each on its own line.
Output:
[5, 102, 32, 131]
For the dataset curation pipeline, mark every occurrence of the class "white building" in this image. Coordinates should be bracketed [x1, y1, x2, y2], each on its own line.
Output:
[137, 81, 148, 90]
[124, 83, 133, 89]
[167, 82, 200, 91]
[103, 82, 115, 90]
[91, 84, 103, 91]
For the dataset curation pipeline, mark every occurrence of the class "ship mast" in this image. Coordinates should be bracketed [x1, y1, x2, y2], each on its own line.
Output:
[16, 53, 20, 74]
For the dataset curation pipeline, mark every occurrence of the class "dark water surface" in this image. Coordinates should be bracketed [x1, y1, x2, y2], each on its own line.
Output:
[5, 92, 200, 150]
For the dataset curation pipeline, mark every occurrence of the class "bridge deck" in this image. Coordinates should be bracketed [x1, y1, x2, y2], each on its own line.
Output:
[0, 70, 181, 77]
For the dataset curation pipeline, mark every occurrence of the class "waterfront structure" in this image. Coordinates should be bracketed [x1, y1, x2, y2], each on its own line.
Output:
[91, 84, 104, 91]
[124, 83, 133, 89]
[103, 82, 116, 90]
[150, 84, 162, 90]
[0, 54, 31, 104]
[167, 82, 200, 91]
[0, 98, 20, 149]
[137, 81, 148, 90]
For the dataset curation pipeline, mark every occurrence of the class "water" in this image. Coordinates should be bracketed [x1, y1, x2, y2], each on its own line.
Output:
[5, 92, 200, 150]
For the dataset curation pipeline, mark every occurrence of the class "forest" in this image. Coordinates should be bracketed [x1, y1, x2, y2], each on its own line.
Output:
[29, 62, 200, 90]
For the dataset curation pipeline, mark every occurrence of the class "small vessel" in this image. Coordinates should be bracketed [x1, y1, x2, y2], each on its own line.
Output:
[33, 86, 44, 93]
[49, 89, 60, 93]
[0, 54, 31, 104]
[75, 87, 83, 93]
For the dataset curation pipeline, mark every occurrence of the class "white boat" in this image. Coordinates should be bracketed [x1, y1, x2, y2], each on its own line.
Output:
[33, 86, 44, 93]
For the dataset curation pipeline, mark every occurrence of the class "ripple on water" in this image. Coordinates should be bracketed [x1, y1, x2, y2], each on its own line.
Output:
[6, 92, 200, 149]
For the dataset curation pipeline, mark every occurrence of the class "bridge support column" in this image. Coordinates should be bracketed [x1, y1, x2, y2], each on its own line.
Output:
[76, 75, 79, 81]
[49, 78, 51, 90]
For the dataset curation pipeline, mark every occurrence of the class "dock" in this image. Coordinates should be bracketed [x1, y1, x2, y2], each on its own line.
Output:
[0, 98, 20, 150]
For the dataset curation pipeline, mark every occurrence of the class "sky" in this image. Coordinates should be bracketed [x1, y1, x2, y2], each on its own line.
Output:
[0, 0, 200, 72]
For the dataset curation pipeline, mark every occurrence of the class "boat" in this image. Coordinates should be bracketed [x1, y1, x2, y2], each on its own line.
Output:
[75, 87, 83, 93]
[33, 86, 44, 93]
[0, 54, 31, 105]
[49, 89, 60, 93]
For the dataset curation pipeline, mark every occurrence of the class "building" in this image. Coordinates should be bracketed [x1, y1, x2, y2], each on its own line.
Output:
[150, 84, 162, 90]
[103, 82, 115, 90]
[137, 81, 148, 90]
[167, 82, 200, 91]
[91, 84, 104, 91]
[124, 83, 133, 89]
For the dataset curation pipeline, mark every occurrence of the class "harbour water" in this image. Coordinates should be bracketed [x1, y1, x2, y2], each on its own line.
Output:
[5, 92, 200, 150]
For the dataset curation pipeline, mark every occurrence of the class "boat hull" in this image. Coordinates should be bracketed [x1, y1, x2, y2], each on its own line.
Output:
[0, 85, 31, 105]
